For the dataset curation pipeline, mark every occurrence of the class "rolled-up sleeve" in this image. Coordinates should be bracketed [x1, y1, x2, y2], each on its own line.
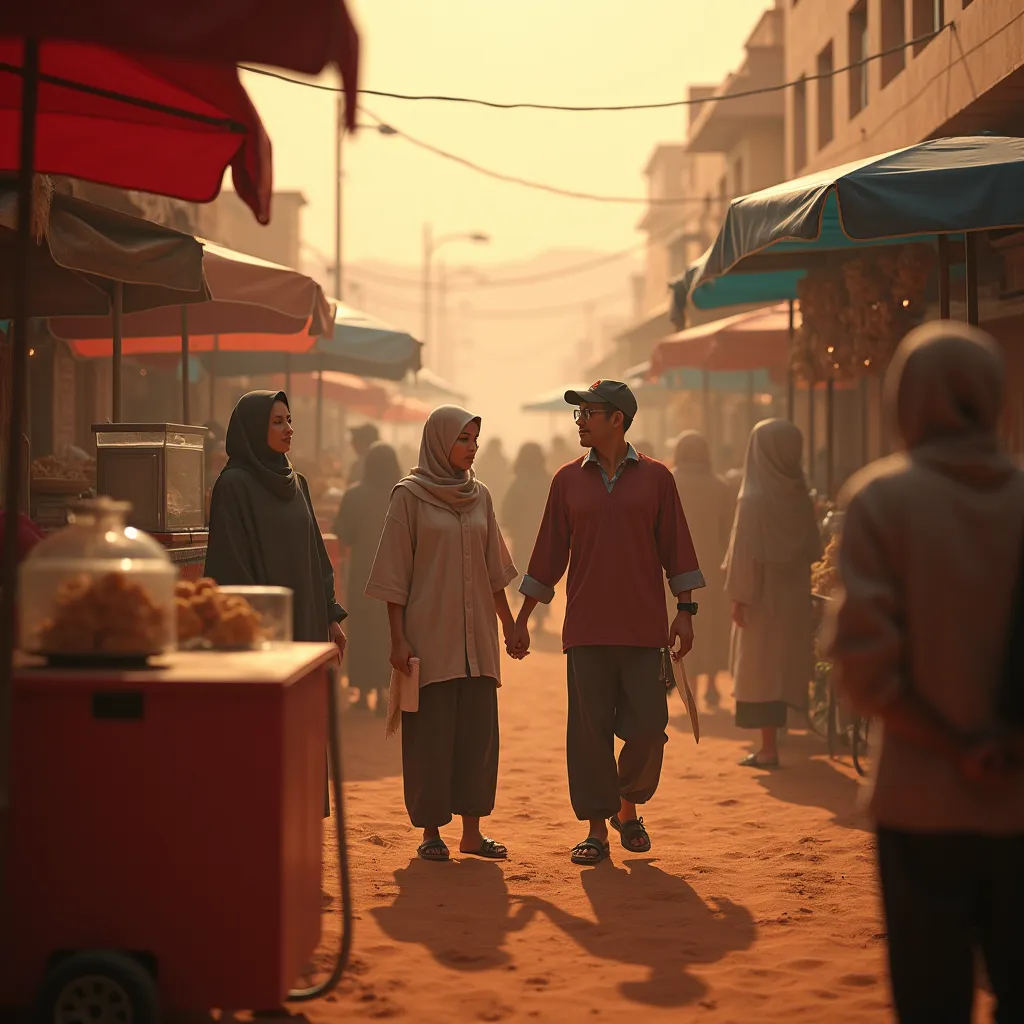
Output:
[825, 491, 904, 716]
[364, 493, 415, 606]
[520, 474, 569, 605]
[485, 495, 519, 592]
[657, 470, 706, 593]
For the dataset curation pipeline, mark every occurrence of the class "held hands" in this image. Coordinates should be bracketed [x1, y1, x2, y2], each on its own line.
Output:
[505, 619, 531, 661]
[329, 621, 347, 660]
[668, 611, 694, 662]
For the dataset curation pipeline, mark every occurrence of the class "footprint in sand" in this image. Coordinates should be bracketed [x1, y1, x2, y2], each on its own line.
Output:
[717, 798, 740, 806]
[840, 973, 879, 988]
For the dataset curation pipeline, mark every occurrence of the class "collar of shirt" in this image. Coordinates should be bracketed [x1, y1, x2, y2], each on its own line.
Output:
[582, 442, 639, 493]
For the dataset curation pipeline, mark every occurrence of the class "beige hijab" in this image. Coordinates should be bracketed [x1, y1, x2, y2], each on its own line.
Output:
[726, 418, 820, 566]
[396, 404, 482, 511]
[887, 320, 1015, 489]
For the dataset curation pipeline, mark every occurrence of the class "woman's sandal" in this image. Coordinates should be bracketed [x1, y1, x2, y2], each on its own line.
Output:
[570, 837, 610, 865]
[417, 838, 450, 862]
[738, 752, 779, 769]
[609, 814, 652, 853]
[462, 837, 508, 860]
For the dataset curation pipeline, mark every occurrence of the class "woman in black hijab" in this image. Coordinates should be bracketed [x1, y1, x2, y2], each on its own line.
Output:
[334, 441, 402, 713]
[205, 390, 347, 652]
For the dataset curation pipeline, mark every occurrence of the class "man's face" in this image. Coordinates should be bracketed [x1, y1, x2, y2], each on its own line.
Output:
[575, 400, 621, 448]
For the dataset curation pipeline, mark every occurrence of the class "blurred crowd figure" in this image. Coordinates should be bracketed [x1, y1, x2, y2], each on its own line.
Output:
[474, 438, 512, 512]
[334, 440, 402, 712]
[347, 422, 380, 485]
[669, 432, 735, 708]
[725, 419, 821, 768]
[501, 442, 551, 630]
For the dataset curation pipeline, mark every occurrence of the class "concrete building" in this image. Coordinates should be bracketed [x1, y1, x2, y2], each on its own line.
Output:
[785, 0, 1024, 178]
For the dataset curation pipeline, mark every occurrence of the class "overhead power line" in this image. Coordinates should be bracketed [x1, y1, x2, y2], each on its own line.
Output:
[239, 24, 946, 112]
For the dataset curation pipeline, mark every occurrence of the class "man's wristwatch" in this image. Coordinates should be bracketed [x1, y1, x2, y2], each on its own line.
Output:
[676, 601, 698, 616]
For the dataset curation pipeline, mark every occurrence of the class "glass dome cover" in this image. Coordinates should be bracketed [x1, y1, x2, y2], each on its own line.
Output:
[19, 497, 176, 661]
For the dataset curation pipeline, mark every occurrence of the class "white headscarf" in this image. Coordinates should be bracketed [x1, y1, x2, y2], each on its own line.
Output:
[395, 404, 482, 512]
[725, 418, 821, 566]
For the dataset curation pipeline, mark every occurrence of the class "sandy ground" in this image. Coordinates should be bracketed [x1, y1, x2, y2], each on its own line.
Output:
[301, 609, 991, 1024]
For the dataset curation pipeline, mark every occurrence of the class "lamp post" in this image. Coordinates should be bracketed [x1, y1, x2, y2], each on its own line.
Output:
[334, 95, 396, 301]
[422, 226, 489, 370]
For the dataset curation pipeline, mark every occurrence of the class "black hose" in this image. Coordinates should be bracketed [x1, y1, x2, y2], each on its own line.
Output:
[287, 663, 353, 1001]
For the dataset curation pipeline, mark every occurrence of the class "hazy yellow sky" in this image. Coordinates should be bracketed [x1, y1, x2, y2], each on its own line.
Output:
[240, 0, 772, 274]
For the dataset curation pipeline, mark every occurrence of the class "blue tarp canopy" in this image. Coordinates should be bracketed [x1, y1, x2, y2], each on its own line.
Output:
[199, 301, 422, 382]
[673, 135, 1024, 318]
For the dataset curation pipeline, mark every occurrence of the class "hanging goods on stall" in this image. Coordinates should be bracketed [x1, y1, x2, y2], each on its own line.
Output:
[0, 6, 361, 1014]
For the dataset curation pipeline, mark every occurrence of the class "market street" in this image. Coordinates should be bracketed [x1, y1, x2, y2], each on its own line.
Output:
[309, 608, 911, 1024]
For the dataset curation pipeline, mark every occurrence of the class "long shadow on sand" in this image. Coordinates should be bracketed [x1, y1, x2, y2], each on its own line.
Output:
[532, 859, 756, 1007]
[371, 858, 536, 971]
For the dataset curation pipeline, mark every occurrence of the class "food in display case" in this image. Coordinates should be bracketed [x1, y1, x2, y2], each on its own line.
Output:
[812, 535, 840, 598]
[174, 580, 292, 650]
[31, 453, 96, 484]
[18, 497, 177, 664]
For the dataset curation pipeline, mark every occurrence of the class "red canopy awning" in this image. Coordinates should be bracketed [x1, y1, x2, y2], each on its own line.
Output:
[379, 396, 432, 424]
[650, 304, 794, 378]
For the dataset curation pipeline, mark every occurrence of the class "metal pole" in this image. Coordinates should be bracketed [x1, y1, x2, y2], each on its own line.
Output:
[209, 334, 219, 422]
[825, 378, 835, 499]
[965, 232, 979, 326]
[284, 352, 292, 397]
[937, 233, 951, 319]
[437, 262, 447, 380]
[334, 92, 343, 301]
[422, 224, 432, 361]
[786, 298, 795, 422]
[112, 281, 124, 422]
[180, 305, 191, 424]
[0, 36, 40, 813]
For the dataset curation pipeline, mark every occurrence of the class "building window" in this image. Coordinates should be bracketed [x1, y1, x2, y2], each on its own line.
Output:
[817, 43, 834, 148]
[880, 0, 906, 86]
[848, 0, 869, 118]
[912, 0, 944, 54]
[793, 76, 808, 172]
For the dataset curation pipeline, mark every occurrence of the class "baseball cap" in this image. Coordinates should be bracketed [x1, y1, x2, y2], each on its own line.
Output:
[564, 379, 638, 424]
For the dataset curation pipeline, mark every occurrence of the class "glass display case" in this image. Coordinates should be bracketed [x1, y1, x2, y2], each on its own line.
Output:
[174, 581, 293, 650]
[92, 423, 205, 533]
[18, 497, 177, 665]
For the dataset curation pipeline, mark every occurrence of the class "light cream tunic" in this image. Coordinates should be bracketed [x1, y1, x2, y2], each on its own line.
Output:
[365, 483, 517, 688]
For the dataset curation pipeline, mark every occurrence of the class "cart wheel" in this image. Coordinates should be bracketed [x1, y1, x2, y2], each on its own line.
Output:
[34, 950, 158, 1024]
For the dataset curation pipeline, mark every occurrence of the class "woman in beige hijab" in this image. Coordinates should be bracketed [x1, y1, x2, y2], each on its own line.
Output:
[827, 321, 1024, 1023]
[366, 405, 519, 862]
[670, 432, 735, 708]
[725, 418, 821, 767]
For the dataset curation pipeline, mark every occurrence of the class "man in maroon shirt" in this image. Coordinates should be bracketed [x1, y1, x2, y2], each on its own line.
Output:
[510, 380, 704, 865]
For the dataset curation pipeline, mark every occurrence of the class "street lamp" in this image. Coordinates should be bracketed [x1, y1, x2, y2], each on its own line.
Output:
[334, 94, 397, 300]
[422, 227, 490, 369]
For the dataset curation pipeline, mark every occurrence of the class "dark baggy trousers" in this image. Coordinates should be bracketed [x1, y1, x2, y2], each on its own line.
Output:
[566, 646, 668, 822]
[401, 676, 499, 828]
[876, 828, 1024, 1024]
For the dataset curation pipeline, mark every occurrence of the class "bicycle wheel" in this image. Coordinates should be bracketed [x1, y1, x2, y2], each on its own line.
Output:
[807, 664, 831, 738]
[851, 716, 871, 776]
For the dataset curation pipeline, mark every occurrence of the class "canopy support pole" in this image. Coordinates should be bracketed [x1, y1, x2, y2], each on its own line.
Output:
[180, 305, 191, 424]
[0, 36, 40, 816]
[786, 299, 795, 422]
[825, 378, 835, 499]
[807, 380, 816, 488]
[937, 234, 951, 319]
[315, 363, 325, 458]
[965, 232, 979, 326]
[208, 334, 219, 423]
[112, 282, 124, 422]
[284, 352, 293, 397]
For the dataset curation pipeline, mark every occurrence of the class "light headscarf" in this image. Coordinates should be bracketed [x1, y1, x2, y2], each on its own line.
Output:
[395, 405, 482, 511]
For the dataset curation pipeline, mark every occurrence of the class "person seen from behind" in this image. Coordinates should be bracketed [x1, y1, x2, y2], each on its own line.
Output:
[365, 406, 520, 863]
[347, 422, 380, 486]
[827, 321, 1024, 1023]
[511, 380, 704, 865]
[502, 442, 552, 632]
[334, 441, 402, 714]
[670, 431, 735, 709]
[725, 418, 820, 768]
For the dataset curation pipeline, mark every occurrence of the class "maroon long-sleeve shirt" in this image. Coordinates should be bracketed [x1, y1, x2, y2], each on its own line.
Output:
[521, 450, 704, 649]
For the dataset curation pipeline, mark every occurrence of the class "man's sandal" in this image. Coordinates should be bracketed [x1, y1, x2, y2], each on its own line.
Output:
[609, 814, 652, 853]
[461, 837, 508, 860]
[570, 837, 610, 865]
[417, 838, 450, 861]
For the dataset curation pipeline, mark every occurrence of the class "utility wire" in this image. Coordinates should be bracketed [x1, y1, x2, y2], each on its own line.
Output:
[239, 24, 946, 112]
